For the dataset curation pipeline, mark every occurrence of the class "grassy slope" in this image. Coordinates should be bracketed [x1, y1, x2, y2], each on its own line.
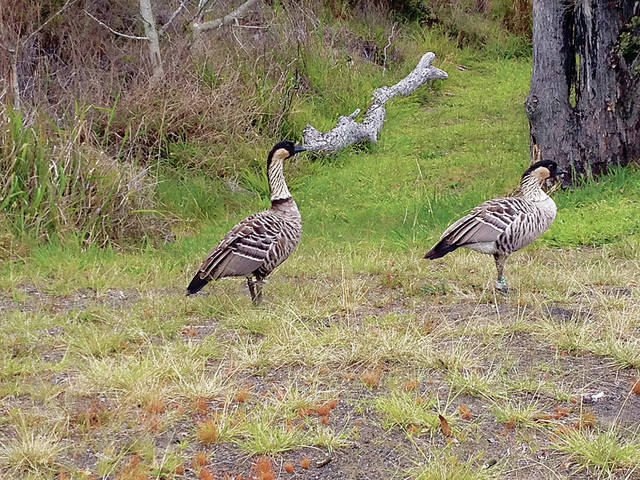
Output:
[8, 55, 639, 289]
[1, 55, 640, 480]
[299, 59, 533, 250]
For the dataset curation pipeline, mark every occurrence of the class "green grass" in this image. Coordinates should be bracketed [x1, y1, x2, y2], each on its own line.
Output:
[296, 59, 534, 250]
[1, 40, 640, 479]
[551, 429, 640, 476]
[550, 166, 640, 247]
[374, 390, 440, 431]
[405, 448, 500, 480]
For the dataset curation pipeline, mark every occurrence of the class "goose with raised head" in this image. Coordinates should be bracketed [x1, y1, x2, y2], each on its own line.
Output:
[424, 160, 566, 292]
[187, 140, 306, 305]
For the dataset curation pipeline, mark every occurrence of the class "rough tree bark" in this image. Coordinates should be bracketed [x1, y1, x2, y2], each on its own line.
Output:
[302, 52, 448, 153]
[525, 0, 640, 180]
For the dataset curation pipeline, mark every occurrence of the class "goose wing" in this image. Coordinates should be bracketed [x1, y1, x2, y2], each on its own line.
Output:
[190, 211, 282, 287]
[425, 197, 528, 259]
[440, 198, 520, 246]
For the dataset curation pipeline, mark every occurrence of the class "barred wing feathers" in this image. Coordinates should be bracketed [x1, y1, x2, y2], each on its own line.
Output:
[425, 198, 527, 259]
[187, 211, 283, 294]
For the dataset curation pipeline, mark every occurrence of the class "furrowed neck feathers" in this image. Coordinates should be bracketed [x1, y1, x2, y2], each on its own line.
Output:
[267, 148, 291, 202]
[519, 172, 549, 202]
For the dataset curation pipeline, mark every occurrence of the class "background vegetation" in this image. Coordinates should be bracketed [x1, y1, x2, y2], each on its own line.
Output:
[1, 1, 639, 479]
[1, 0, 534, 246]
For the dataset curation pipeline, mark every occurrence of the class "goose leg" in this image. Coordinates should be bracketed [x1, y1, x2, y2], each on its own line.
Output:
[253, 279, 265, 306]
[247, 276, 257, 302]
[493, 254, 508, 292]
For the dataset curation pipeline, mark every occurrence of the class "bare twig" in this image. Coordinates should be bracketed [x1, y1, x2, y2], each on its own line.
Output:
[11, 51, 20, 110]
[127, 166, 151, 191]
[228, 24, 268, 29]
[193, 0, 215, 22]
[159, 0, 191, 35]
[7, 0, 78, 111]
[382, 22, 397, 74]
[231, 20, 248, 53]
[192, 0, 259, 34]
[83, 10, 149, 40]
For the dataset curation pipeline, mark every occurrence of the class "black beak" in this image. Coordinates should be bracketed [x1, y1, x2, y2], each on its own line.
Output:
[556, 168, 568, 176]
[293, 144, 306, 154]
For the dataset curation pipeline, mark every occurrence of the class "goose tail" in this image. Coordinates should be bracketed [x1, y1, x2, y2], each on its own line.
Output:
[424, 239, 458, 260]
[186, 274, 209, 295]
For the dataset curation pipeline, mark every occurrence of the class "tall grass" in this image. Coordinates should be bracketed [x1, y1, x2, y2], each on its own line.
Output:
[0, 106, 159, 247]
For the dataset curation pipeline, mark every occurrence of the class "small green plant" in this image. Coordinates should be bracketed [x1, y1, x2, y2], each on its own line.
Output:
[490, 399, 546, 428]
[592, 335, 640, 369]
[236, 420, 306, 455]
[447, 368, 504, 398]
[535, 318, 598, 353]
[406, 448, 498, 480]
[618, 16, 640, 66]
[551, 428, 640, 475]
[374, 390, 439, 431]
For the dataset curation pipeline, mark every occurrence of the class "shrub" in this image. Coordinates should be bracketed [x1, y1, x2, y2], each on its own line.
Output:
[0, 106, 160, 245]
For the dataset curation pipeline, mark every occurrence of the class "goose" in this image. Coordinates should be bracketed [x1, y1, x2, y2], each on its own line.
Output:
[424, 160, 565, 292]
[187, 140, 306, 304]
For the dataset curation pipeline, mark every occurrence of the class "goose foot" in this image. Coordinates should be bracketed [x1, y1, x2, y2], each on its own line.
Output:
[494, 277, 509, 294]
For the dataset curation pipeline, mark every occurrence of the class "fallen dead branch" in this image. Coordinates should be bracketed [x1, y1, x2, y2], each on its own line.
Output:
[192, 0, 260, 34]
[302, 52, 448, 153]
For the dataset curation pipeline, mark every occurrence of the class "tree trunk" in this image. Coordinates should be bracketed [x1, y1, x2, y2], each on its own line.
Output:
[139, 0, 164, 80]
[525, 0, 640, 180]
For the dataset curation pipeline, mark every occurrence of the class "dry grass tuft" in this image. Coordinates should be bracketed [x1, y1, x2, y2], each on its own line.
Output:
[361, 366, 383, 388]
[194, 451, 209, 467]
[0, 422, 65, 478]
[253, 455, 275, 480]
[195, 396, 209, 413]
[401, 379, 420, 391]
[457, 404, 472, 419]
[197, 419, 220, 444]
[199, 466, 215, 480]
[234, 387, 251, 403]
[145, 394, 165, 414]
[115, 454, 148, 480]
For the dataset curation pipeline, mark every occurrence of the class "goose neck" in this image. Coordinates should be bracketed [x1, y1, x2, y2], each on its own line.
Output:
[520, 174, 548, 201]
[268, 158, 291, 202]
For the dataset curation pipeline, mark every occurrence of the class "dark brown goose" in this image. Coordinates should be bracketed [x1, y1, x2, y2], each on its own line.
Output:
[424, 160, 565, 291]
[187, 140, 305, 304]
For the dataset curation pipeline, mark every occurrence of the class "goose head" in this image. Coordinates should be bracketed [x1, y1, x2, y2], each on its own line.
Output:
[523, 160, 567, 185]
[268, 140, 306, 166]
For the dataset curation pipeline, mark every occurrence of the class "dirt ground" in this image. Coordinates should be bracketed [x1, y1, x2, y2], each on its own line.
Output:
[1, 278, 639, 480]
